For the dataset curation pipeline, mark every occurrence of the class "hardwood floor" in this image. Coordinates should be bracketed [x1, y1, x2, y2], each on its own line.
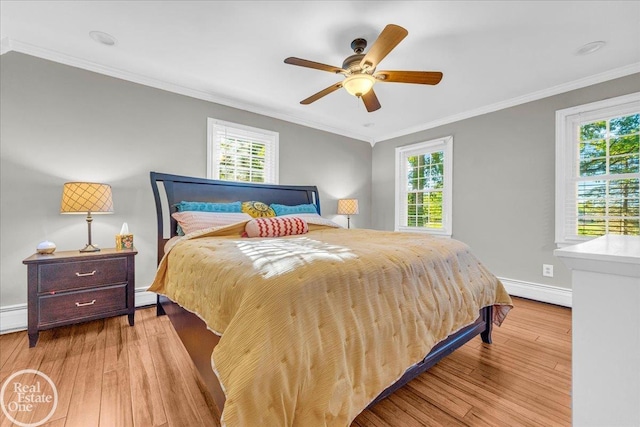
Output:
[0, 297, 571, 426]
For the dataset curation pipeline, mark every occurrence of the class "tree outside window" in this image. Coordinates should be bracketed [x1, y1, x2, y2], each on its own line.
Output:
[556, 93, 640, 246]
[396, 136, 452, 236]
[406, 151, 444, 228]
[577, 114, 639, 236]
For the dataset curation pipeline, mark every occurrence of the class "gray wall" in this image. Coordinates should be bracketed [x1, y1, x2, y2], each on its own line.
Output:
[372, 73, 640, 289]
[2, 50, 637, 308]
[0, 52, 372, 307]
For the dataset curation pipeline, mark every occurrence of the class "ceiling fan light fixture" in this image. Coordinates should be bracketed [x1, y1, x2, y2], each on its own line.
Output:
[343, 74, 375, 97]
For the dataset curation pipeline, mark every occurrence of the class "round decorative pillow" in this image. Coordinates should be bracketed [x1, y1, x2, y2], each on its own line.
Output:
[242, 201, 276, 218]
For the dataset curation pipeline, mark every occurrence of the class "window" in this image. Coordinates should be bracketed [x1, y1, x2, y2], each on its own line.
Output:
[395, 136, 453, 236]
[556, 93, 640, 246]
[207, 118, 279, 184]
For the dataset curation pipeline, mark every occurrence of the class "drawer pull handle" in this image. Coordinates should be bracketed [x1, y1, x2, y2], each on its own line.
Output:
[75, 300, 96, 307]
[75, 270, 96, 277]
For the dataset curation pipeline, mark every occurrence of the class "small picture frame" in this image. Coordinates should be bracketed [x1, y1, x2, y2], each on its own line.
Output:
[116, 234, 134, 250]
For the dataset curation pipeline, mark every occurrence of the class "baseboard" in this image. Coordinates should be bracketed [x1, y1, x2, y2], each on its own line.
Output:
[134, 289, 158, 307]
[0, 288, 159, 334]
[499, 277, 572, 307]
[0, 303, 27, 335]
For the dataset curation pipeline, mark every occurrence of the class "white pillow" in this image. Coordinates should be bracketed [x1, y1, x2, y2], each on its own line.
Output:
[280, 213, 342, 228]
[172, 211, 251, 235]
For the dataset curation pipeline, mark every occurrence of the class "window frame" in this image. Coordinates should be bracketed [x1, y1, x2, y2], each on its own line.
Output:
[395, 136, 453, 237]
[555, 92, 640, 247]
[207, 118, 279, 184]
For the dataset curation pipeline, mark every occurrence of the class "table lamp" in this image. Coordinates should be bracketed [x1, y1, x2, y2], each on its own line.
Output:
[337, 198, 359, 229]
[61, 182, 113, 252]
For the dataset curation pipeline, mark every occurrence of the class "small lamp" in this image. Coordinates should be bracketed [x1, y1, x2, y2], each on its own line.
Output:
[61, 182, 113, 252]
[337, 198, 359, 229]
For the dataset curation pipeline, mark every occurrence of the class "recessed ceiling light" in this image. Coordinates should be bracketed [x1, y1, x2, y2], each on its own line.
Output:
[576, 41, 606, 56]
[89, 31, 117, 46]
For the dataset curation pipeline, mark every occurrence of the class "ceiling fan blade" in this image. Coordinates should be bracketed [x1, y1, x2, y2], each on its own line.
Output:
[375, 70, 443, 85]
[300, 82, 343, 105]
[284, 57, 345, 74]
[359, 24, 408, 70]
[362, 89, 381, 112]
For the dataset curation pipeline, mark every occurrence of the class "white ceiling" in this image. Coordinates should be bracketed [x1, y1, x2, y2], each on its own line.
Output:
[2, 1, 639, 144]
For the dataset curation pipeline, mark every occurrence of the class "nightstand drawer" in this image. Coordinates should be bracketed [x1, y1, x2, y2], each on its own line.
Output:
[38, 257, 128, 293]
[38, 284, 127, 325]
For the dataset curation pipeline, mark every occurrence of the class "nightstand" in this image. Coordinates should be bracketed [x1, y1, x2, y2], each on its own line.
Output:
[23, 248, 137, 347]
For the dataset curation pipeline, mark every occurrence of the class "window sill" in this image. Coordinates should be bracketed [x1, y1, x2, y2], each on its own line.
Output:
[556, 235, 601, 249]
[396, 226, 452, 238]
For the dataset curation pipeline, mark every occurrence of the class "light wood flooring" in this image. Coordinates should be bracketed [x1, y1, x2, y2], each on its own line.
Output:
[0, 297, 571, 426]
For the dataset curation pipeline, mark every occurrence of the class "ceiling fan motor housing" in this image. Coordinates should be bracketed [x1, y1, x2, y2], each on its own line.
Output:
[342, 54, 366, 73]
[343, 38, 372, 73]
[351, 38, 367, 53]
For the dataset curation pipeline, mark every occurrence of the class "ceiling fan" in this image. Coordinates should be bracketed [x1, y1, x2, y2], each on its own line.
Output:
[284, 24, 443, 112]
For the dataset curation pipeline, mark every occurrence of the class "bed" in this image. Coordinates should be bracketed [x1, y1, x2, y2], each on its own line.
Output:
[148, 171, 512, 426]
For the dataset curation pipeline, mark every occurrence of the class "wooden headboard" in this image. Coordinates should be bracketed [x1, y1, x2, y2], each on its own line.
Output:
[150, 172, 321, 264]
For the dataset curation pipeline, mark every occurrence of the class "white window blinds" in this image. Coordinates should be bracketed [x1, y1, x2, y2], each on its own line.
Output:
[207, 119, 279, 184]
[556, 93, 640, 245]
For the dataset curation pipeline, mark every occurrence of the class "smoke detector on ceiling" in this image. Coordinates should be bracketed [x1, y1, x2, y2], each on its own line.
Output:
[576, 41, 606, 56]
[89, 31, 117, 46]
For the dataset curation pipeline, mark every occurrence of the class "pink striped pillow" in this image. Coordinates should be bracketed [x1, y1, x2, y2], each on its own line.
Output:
[244, 216, 308, 238]
[172, 211, 252, 235]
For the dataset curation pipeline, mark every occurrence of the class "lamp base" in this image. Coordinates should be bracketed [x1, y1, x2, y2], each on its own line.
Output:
[79, 244, 101, 253]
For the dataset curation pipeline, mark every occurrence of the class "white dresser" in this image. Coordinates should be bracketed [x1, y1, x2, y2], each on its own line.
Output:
[555, 235, 640, 427]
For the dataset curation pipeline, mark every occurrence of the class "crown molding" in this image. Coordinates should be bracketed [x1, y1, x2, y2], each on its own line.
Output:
[373, 62, 640, 145]
[3, 38, 637, 147]
[1, 38, 374, 144]
[0, 37, 12, 55]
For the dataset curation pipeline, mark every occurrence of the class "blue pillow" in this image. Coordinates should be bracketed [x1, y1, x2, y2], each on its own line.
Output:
[270, 203, 318, 216]
[175, 201, 242, 213]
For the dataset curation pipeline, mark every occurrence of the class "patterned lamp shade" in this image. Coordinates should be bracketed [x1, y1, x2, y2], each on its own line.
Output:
[337, 199, 359, 216]
[61, 182, 113, 214]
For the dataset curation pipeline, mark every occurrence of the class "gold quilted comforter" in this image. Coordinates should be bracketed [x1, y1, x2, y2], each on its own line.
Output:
[149, 222, 512, 427]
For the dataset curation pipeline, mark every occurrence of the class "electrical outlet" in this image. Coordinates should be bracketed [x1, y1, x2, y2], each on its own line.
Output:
[542, 264, 554, 277]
